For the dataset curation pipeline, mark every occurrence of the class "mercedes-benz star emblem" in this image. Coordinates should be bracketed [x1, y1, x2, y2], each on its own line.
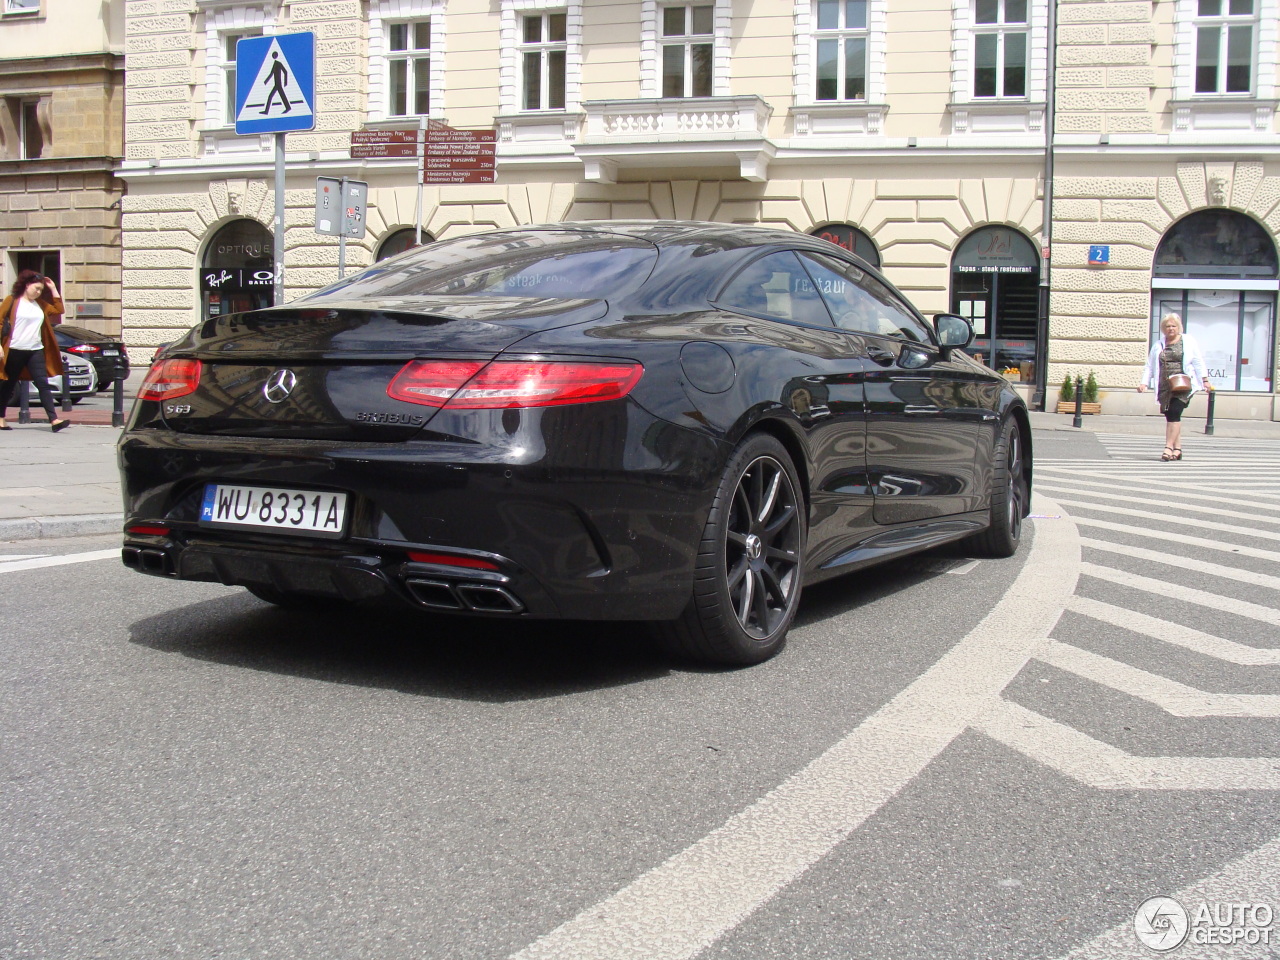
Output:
[262, 369, 297, 404]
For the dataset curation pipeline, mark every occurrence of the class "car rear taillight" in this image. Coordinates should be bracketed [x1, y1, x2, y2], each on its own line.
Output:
[127, 524, 171, 536]
[387, 359, 643, 409]
[407, 550, 500, 571]
[139, 358, 202, 401]
[68, 343, 100, 354]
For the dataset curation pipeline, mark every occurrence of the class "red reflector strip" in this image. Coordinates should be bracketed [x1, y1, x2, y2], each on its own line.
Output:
[68, 344, 99, 353]
[139, 358, 202, 402]
[127, 525, 170, 537]
[388, 359, 644, 409]
[407, 550, 500, 571]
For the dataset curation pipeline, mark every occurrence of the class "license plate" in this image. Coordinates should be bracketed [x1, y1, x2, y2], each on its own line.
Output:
[102, 349, 120, 356]
[199, 484, 348, 537]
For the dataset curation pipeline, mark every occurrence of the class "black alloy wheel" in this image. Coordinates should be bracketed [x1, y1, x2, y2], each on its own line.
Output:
[964, 417, 1026, 558]
[656, 433, 806, 665]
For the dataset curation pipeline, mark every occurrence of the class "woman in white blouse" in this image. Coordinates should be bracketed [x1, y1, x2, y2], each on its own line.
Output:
[0, 270, 70, 431]
[1138, 312, 1210, 461]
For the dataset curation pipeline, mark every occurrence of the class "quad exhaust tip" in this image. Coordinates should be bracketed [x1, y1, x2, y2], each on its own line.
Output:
[122, 546, 173, 576]
[404, 578, 524, 614]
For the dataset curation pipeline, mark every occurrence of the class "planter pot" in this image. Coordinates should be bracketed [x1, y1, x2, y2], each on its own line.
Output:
[1057, 401, 1101, 415]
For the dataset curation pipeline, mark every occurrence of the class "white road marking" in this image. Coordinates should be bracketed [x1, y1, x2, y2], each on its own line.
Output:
[1030, 475, 1280, 514]
[1067, 596, 1280, 666]
[1053, 498, 1280, 543]
[975, 699, 1280, 791]
[508, 494, 1079, 960]
[1079, 538, 1280, 592]
[1082, 562, 1280, 627]
[0, 548, 119, 574]
[1037, 639, 1280, 718]
[1036, 483, 1280, 527]
[1057, 832, 1280, 960]
[1072, 517, 1280, 563]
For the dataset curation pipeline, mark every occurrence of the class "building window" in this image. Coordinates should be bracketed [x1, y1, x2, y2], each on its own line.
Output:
[950, 226, 1041, 379]
[810, 224, 880, 268]
[814, 1, 867, 101]
[661, 4, 714, 97]
[201, 5, 274, 134]
[387, 20, 431, 116]
[1194, 0, 1256, 94]
[369, 0, 444, 122]
[4, 0, 41, 13]
[973, 0, 1028, 97]
[377, 228, 432, 261]
[519, 12, 567, 110]
[221, 30, 261, 125]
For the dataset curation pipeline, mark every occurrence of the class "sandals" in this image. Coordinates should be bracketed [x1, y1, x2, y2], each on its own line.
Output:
[1161, 446, 1175, 461]
[1173, 448, 1183, 461]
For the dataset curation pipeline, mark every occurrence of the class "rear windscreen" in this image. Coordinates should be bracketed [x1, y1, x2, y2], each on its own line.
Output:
[304, 230, 659, 302]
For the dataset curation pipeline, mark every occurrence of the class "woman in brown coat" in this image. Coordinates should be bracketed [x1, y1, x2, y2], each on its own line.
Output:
[0, 269, 70, 431]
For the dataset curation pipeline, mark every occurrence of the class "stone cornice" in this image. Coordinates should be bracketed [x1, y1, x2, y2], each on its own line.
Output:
[0, 51, 123, 79]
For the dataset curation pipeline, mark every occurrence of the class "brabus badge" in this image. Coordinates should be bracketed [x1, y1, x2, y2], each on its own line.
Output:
[263, 369, 297, 403]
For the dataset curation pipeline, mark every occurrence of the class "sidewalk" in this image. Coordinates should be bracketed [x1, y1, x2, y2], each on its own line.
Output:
[2, 378, 1278, 542]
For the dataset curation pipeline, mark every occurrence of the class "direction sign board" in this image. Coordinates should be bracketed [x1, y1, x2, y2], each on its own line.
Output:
[235, 33, 316, 134]
[351, 143, 419, 158]
[351, 130, 418, 144]
[423, 171, 497, 185]
[425, 129, 497, 142]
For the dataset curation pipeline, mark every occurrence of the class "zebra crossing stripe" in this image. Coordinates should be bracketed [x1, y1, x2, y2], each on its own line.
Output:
[1036, 639, 1280, 718]
[1030, 475, 1280, 515]
[975, 699, 1280, 791]
[1072, 517, 1280, 563]
[1054, 498, 1280, 542]
[1036, 483, 1280, 527]
[1082, 562, 1280, 626]
[1067, 596, 1280, 666]
[1079, 538, 1280, 592]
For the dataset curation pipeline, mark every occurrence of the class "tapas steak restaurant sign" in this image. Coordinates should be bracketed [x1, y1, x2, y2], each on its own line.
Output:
[953, 228, 1039, 274]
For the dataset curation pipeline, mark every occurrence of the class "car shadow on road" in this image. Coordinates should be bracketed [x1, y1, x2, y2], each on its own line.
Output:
[127, 591, 671, 703]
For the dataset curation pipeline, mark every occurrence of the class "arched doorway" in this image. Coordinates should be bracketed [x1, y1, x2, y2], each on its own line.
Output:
[200, 219, 273, 319]
[377, 227, 433, 261]
[809, 223, 880, 268]
[1152, 210, 1278, 392]
[949, 226, 1041, 378]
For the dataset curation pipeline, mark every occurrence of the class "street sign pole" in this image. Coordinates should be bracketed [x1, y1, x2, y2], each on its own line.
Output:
[415, 117, 426, 246]
[338, 175, 348, 278]
[274, 132, 285, 305]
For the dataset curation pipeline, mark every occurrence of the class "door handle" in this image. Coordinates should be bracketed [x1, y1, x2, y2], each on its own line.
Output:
[867, 347, 895, 366]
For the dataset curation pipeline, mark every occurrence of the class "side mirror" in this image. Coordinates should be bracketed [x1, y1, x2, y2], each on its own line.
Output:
[933, 314, 973, 357]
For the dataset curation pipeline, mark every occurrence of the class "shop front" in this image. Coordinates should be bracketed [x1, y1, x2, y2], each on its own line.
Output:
[200, 219, 274, 320]
[1151, 210, 1278, 395]
[949, 226, 1041, 383]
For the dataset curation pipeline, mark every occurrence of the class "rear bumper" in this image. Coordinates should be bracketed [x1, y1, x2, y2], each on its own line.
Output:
[118, 408, 727, 621]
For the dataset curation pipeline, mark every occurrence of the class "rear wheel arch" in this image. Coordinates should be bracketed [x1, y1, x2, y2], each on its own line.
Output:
[728, 412, 812, 526]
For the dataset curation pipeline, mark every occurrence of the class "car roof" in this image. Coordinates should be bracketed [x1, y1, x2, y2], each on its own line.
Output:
[502, 220, 855, 254]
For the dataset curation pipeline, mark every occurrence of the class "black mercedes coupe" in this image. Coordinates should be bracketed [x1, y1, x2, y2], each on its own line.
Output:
[119, 221, 1031, 665]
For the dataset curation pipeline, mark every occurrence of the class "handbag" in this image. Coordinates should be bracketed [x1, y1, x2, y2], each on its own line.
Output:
[1167, 372, 1193, 394]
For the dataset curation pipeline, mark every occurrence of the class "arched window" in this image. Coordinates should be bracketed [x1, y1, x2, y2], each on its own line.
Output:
[808, 223, 880, 268]
[949, 226, 1040, 379]
[200, 219, 273, 319]
[1152, 210, 1277, 392]
[377, 227, 432, 261]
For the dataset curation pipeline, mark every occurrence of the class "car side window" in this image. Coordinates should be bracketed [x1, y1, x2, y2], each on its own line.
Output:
[799, 252, 933, 344]
[716, 251, 833, 327]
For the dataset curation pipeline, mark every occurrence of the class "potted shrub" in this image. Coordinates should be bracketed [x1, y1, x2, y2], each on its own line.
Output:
[1057, 372, 1102, 415]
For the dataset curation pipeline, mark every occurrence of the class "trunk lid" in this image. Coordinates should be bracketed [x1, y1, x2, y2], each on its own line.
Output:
[159, 296, 606, 440]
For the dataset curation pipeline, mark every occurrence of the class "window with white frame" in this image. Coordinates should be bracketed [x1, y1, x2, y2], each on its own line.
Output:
[972, 0, 1028, 98]
[387, 19, 431, 115]
[814, 1, 868, 101]
[1193, 0, 1257, 94]
[520, 11, 567, 110]
[369, 0, 445, 122]
[201, 4, 274, 131]
[4, 0, 41, 14]
[661, 4, 714, 98]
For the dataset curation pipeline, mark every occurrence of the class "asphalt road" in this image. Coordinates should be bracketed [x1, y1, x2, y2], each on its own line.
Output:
[3, 428, 1278, 960]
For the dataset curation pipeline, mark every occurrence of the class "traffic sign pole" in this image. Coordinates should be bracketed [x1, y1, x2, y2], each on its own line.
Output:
[338, 175, 348, 278]
[274, 132, 284, 305]
[415, 117, 426, 246]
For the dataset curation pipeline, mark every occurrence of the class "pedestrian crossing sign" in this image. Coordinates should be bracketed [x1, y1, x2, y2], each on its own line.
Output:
[235, 32, 316, 135]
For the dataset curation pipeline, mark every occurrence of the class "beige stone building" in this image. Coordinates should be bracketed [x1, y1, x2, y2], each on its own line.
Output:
[1, 0, 125, 333]
[120, 0, 1280, 418]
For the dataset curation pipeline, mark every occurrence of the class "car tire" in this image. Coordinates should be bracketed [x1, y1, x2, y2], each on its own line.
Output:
[655, 433, 806, 666]
[963, 417, 1027, 558]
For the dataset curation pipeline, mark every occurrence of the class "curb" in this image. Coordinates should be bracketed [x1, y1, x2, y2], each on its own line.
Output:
[0, 513, 123, 542]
